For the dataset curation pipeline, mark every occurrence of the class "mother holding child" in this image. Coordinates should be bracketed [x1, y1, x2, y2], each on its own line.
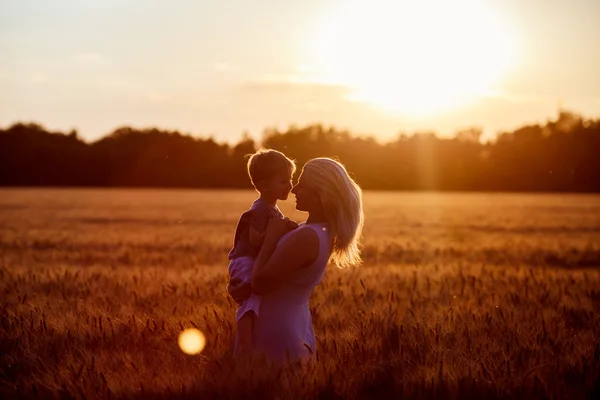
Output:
[227, 149, 364, 364]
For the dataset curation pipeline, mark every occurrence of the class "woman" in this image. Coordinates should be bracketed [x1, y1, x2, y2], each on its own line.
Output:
[228, 157, 364, 363]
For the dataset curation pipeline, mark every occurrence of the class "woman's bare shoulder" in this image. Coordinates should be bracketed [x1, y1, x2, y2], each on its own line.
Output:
[295, 227, 321, 264]
[286, 225, 319, 245]
[277, 226, 319, 259]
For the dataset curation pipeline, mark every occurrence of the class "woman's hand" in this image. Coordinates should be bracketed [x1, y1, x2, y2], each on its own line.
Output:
[286, 219, 299, 231]
[265, 217, 296, 242]
[227, 277, 252, 304]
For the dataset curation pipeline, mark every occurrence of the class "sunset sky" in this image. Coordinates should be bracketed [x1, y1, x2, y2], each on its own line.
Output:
[1, 0, 599, 143]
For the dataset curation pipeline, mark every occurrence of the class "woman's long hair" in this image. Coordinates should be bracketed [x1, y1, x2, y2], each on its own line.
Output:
[303, 158, 364, 268]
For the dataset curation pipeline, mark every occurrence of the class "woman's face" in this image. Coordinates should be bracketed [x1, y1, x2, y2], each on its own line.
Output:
[291, 170, 321, 212]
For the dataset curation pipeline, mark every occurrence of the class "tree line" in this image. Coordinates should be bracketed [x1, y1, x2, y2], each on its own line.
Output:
[1, 111, 599, 191]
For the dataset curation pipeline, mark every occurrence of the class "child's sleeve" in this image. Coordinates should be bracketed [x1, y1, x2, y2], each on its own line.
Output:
[248, 207, 272, 246]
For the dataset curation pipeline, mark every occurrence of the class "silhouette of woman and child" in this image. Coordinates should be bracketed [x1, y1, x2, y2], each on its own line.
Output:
[226, 149, 364, 364]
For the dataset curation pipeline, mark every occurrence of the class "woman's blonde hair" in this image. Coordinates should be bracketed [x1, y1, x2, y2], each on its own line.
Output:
[303, 158, 364, 268]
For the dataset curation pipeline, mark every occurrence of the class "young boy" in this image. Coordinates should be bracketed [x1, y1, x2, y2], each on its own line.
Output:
[228, 148, 297, 353]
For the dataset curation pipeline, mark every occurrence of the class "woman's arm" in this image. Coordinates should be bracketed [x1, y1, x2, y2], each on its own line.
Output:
[251, 222, 319, 294]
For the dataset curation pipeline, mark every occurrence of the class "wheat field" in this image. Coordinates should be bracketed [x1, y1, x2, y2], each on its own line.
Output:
[1, 189, 599, 399]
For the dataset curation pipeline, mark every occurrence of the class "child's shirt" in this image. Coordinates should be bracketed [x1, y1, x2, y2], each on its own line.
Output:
[228, 198, 284, 260]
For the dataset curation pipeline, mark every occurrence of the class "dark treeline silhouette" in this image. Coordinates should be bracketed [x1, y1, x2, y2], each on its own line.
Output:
[1, 111, 599, 191]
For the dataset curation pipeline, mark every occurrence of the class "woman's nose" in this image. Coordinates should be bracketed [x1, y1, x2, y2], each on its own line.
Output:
[291, 184, 298, 194]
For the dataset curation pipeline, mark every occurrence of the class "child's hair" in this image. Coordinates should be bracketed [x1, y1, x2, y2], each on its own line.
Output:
[247, 148, 296, 188]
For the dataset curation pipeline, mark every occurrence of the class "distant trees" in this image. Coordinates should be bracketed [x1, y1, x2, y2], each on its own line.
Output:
[1, 111, 599, 191]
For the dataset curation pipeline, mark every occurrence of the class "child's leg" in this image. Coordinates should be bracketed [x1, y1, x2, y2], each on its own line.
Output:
[236, 311, 255, 353]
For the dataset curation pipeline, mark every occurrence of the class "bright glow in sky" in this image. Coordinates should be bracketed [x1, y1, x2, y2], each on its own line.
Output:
[311, 0, 520, 115]
[1, 0, 599, 142]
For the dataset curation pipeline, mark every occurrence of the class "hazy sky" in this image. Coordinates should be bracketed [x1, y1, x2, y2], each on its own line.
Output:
[1, 0, 599, 143]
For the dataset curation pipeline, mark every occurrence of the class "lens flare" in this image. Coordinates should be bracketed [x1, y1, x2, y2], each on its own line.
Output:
[178, 328, 206, 355]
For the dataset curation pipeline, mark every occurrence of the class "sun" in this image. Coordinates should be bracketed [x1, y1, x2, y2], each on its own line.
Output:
[310, 0, 519, 116]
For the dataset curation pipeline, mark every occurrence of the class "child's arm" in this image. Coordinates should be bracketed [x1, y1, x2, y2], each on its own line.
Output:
[248, 208, 271, 247]
[248, 208, 299, 247]
[248, 226, 265, 247]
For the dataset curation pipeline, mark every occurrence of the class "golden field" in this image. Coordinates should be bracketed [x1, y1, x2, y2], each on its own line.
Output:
[1, 189, 599, 399]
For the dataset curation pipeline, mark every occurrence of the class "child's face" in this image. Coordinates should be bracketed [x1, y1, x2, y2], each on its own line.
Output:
[264, 169, 294, 201]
